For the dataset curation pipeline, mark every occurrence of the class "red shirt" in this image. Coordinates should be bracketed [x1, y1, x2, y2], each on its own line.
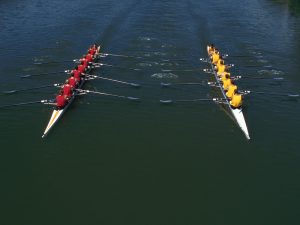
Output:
[88, 48, 96, 55]
[78, 64, 86, 73]
[72, 69, 81, 81]
[69, 77, 77, 88]
[63, 84, 72, 97]
[81, 58, 89, 67]
[56, 95, 67, 108]
[85, 53, 93, 62]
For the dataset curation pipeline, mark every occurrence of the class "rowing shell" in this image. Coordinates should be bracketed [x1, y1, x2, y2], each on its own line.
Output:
[206, 46, 250, 140]
[42, 46, 101, 138]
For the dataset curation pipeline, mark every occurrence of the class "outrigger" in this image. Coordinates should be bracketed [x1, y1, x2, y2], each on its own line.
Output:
[205, 45, 250, 140]
[42, 46, 101, 138]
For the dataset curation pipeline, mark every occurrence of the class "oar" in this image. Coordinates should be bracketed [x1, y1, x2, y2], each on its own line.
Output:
[161, 82, 204, 87]
[240, 90, 299, 98]
[33, 59, 79, 65]
[85, 74, 140, 87]
[1, 83, 62, 94]
[92, 63, 141, 71]
[76, 89, 140, 101]
[160, 98, 224, 104]
[161, 68, 202, 72]
[232, 75, 284, 81]
[19, 70, 70, 78]
[99, 53, 143, 59]
[0, 99, 54, 109]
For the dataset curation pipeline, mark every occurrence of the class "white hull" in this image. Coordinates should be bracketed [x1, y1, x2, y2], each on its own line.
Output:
[207, 46, 250, 140]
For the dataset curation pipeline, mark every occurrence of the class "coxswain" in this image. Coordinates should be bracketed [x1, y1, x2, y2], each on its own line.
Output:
[216, 59, 226, 76]
[226, 83, 238, 99]
[207, 44, 215, 56]
[62, 79, 73, 98]
[212, 49, 220, 65]
[68, 74, 78, 88]
[56, 90, 68, 109]
[230, 90, 243, 108]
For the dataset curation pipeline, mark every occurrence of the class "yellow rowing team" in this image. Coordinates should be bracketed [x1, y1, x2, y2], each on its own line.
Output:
[207, 44, 243, 108]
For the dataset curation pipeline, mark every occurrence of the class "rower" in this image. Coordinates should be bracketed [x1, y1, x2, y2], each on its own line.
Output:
[212, 49, 220, 65]
[78, 61, 87, 74]
[230, 90, 243, 108]
[56, 90, 68, 109]
[220, 73, 231, 84]
[216, 59, 226, 76]
[226, 83, 238, 99]
[71, 66, 82, 82]
[68, 74, 78, 88]
[88, 46, 96, 56]
[85, 52, 93, 63]
[62, 79, 73, 98]
[80, 56, 89, 68]
[222, 76, 233, 90]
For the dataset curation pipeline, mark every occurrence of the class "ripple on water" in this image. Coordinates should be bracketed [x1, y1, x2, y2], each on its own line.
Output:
[138, 62, 153, 67]
[139, 36, 154, 41]
[258, 69, 285, 76]
[151, 73, 178, 79]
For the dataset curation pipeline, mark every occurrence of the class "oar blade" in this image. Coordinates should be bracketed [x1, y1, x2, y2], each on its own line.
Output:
[127, 97, 140, 101]
[19, 74, 31, 78]
[288, 94, 299, 98]
[160, 82, 171, 87]
[2, 90, 17, 94]
[159, 100, 173, 104]
[131, 83, 141, 88]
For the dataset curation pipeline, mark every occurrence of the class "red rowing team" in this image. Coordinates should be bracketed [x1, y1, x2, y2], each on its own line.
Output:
[56, 44, 100, 109]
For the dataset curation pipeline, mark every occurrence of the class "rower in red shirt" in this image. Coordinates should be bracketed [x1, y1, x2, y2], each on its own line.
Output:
[71, 66, 82, 82]
[68, 74, 78, 88]
[85, 53, 93, 63]
[62, 80, 73, 98]
[88, 47, 96, 56]
[78, 61, 87, 74]
[56, 90, 68, 109]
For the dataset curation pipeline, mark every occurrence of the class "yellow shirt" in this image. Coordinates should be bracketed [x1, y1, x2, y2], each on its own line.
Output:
[226, 84, 237, 98]
[219, 72, 230, 82]
[230, 94, 243, 108]
[223, 79, 232, 90]
[216, 59, 222, 67]
[217, 64, 226, 75]
[220, 72, 231, 83]
[212, 53, 220, 65]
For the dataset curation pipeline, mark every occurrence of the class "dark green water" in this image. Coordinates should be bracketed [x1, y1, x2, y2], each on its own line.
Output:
[1, 0, 300, 224]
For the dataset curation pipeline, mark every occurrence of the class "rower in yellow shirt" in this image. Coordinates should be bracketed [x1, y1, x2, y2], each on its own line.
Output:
[220, 73, 231, 84]
[211, 49, 220, 65]
[226, 83, 238, 99]
[222, 76, 233, 90]
[230, 90, 243, 108]
[216, 59, 226, 76]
